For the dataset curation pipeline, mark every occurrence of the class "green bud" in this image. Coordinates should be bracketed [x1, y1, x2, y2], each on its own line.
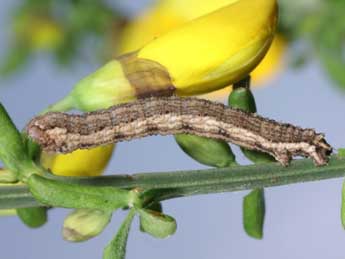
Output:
[63, 209, 112, 242]
[140, 202, 163, 232]
[45, 60, 136, 113]
[175, 134, 236, 168]
[228, 86, 257, 113]
[16, 207, 47, 228]
[138, 208, 177, 239]
[243, 188, 265, 239]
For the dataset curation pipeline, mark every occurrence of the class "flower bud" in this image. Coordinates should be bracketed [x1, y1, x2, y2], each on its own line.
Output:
[63, 209, 112, 242]
[243, 188, 265, 239]
[16, 207, 47, 228]
[139, 208, 177, 239]
[175, 134, 236, 167]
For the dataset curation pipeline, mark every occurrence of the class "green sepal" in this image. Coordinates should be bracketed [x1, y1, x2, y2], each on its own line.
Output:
[243, 188, 265, 239]
[103, 208, 136, 259]
[28, 174, 138, 210]
[16, 207, 47, 228]
[63, 209, 112, 242]
[138, 208, 177, 239]
[175, 134, 237, 168]
[228, 86, 257, 113]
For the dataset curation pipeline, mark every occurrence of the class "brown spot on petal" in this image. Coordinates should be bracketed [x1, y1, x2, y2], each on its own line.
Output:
[118, 51, 176, 99]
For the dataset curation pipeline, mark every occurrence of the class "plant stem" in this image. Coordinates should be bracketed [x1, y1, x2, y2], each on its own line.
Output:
[0, 184, 41, 209]
[0, 156, 344, 209]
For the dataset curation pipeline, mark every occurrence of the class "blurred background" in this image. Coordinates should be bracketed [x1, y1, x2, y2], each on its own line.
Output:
[1, 0, 345, 258]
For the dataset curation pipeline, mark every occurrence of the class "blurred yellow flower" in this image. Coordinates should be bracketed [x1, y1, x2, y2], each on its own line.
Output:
[118, 0, 286, 99]
[41, 144, 115, 177]
[13, 15, 64, 50]
[119, 0, 238, 54]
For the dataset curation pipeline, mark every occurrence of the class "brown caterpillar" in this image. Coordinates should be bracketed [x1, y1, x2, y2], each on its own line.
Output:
[26, 96, 332, 166]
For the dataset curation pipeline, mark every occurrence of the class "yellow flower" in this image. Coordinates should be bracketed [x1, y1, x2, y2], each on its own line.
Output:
[41, 144, 115, 177]
[50, 0, 277, 112]
[118, 0, 238, 54]
[119, 0, 285, 99]
[202, 35, 287, 100]
[13, 15, 64, 50]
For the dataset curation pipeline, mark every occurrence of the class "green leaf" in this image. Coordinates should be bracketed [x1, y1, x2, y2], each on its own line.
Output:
[139, 208, 177, 239]
[0, 103, 28, 173]
[103, 208, 136, 259]
[16, 207, 47, 228]
[28, 174, 136, 210]
[243, 188, 265, 239]
[21, 133, 41, 161]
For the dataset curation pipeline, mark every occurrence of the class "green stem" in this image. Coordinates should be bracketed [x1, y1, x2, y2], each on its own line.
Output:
[1, 156, 345, 209]
[0, 185, 41, 209]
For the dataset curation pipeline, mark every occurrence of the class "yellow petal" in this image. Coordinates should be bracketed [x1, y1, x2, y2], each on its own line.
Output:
[41, 144, 115, 177]
[138, 0, 278, 95]
[119, 0, 238, 54]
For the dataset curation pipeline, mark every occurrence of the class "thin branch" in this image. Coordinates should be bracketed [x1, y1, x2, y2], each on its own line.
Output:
[1, 156, 344, 209]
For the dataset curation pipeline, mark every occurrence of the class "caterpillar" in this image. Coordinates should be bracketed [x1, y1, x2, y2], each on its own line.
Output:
[26, 96, 332, 166]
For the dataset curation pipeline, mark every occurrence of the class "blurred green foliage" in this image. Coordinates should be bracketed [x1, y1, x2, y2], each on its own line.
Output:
[0, 0, 126, 76]
[279, 0, 345, 90]
[2, 0, 345, 91]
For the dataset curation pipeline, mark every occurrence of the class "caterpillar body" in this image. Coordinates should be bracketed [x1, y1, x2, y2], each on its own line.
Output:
[26, 96, 332, 166]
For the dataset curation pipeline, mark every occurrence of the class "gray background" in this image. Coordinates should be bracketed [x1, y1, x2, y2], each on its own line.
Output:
[1, 1, 345, 258]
